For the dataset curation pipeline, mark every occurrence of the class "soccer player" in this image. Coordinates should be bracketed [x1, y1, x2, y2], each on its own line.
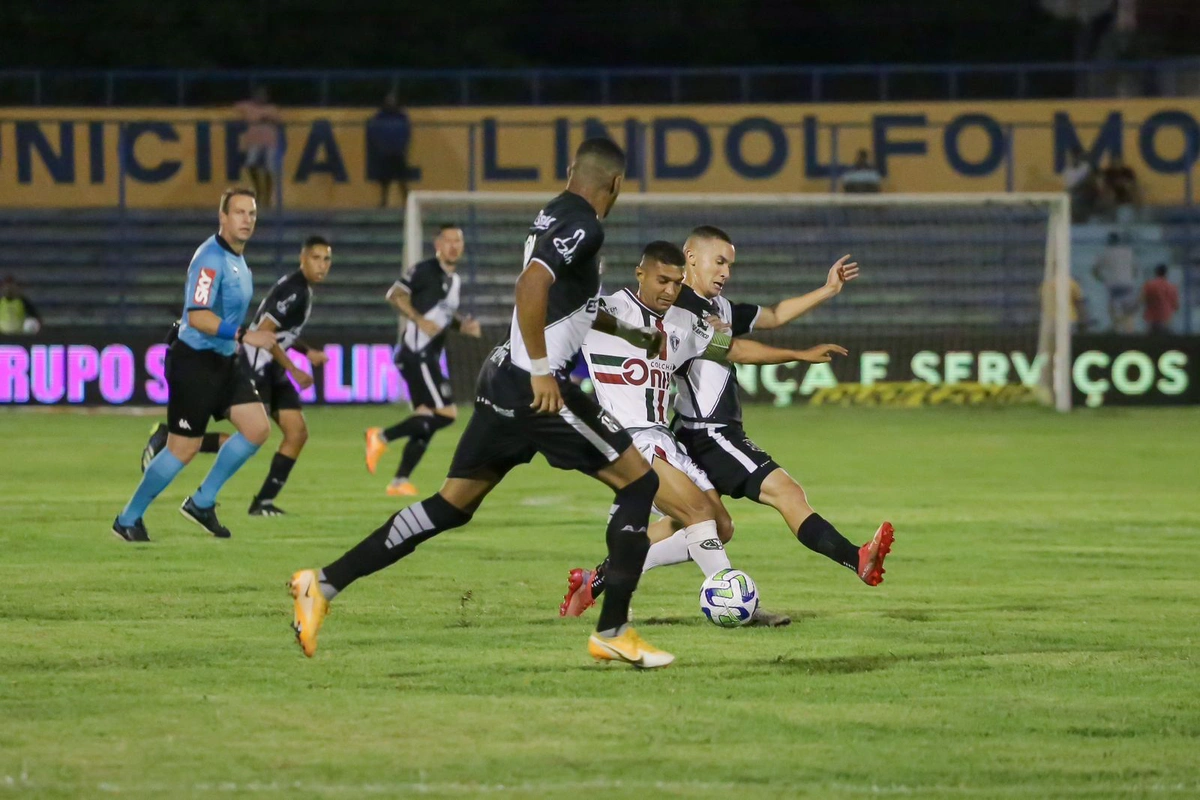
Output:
[142, 236, 333, 516]
[668, 225, 894, 584]
[562, 241, 846, 623]
[113, 187, 277, 542]
[289, 139, 676, 668]
[364, 224, 482, 497]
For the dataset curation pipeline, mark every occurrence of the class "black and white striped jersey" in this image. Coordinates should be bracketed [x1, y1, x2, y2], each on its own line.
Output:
[393, 257, 462, 356]
[243, 269, 313, 373]
[673, 284, 761, 425]
[508, 191, 605, 374]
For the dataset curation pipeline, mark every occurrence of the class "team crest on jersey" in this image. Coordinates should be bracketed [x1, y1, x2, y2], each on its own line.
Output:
[554, 229, 586, 264]
[193, 268, 216, 305]
[669, 332, 681, 352]
[532, 211, 556, 231]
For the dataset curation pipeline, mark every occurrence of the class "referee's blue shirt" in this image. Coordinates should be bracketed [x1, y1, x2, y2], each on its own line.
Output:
[178, 235, 253, 356]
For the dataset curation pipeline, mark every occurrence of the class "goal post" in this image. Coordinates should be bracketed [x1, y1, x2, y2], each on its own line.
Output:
[405, 190, 1073, 411]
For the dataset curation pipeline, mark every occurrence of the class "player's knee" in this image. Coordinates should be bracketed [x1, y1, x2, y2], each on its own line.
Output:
[286, 424, 308, 450]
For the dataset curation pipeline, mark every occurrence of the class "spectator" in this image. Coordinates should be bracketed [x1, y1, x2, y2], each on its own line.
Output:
[1101, 153, 1139, 223]
[1140, 264, 1180, 335]
[0, 276, 42, 335]
[1060, 146, 1098, 223]
[1040, 275, 1087, 333]
[1092, 232, 1138, 333]
[367, 93, 412, 208]
[841, 149, 882, 193]
[235, 86, 282, 208]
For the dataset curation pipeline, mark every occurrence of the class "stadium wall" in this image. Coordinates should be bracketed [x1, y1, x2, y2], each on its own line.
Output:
[1, 331, 1195, 409]
[1, 98, 1199, 207]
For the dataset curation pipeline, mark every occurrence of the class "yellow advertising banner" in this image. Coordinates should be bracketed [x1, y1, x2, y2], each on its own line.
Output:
[1, 98, 1197, 208]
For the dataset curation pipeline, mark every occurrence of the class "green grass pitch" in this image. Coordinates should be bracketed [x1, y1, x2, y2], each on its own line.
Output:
[2, 405, 1198, 798]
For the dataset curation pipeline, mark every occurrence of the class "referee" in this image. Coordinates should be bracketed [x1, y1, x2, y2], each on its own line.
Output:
[112, 187, 277, 542]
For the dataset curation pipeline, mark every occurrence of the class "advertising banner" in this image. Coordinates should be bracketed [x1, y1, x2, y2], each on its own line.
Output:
[2, 331, 1194, 409]
[2, 98, 1198, 207]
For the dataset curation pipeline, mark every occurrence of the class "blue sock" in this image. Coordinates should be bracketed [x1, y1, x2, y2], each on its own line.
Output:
[119, 449, 186, 526]
[192, 433, 261, 508]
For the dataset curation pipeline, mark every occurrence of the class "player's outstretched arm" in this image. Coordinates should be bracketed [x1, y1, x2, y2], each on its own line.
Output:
[515, 261, 562, 413]
[710, 336, 847, 365]
[591, 310, 665, 357]
[257, 317, 314, 390]
[754, 255, 858, 330]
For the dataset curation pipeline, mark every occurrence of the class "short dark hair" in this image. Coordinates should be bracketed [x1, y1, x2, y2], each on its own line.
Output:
[641, 240, 686, 268]
[303, 235, 330, 250]
[575, 138, 626, 173]
[437, 223, 462, 234]
[1155, 263, 1168, 277]
[220, 186, 257, 214]
[689, 225, 732, 245]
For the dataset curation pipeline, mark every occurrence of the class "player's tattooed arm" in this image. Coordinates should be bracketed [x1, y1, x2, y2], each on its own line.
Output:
[705, 335, 848, 365]
[753, 254, 859, 330]
[592, 310, 665, 357]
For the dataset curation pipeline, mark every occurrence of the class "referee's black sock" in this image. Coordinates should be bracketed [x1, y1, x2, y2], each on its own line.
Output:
[254, 452, 296, 503]
[797, 512, 860, 572]
[394, 415, 455, 480]
[595, 470, 657, 634]
[320, 493, 472, 592]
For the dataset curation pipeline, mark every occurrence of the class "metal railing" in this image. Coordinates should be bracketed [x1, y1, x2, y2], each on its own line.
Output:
[3, 60, 1200, 107]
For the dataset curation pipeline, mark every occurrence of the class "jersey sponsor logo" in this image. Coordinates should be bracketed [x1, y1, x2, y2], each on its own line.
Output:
[276, 292, 297, 315]
[532, 210, 556, 231]
[553, 229, 586, 264]
[591, 355, 671, 389]
[586, 297, 599, 314]
[193, 268, 216, 306]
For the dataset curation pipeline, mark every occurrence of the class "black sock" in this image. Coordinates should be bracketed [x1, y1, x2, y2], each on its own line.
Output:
[595, 470, 658, 632]
[396, 436, 429, 480]
[200, 432, 223, 453]
[382, 413, 454, 443]
[393, 416, 454, 479]
[254, 452, 296, 503]
[590, 559, 609, 597]
[321, 494, 472, 592]
[797, 512, 860, 571]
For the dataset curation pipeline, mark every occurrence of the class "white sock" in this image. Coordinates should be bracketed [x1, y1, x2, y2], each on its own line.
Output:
[684, 520, 731, 577]
[642, 529, 692, 573]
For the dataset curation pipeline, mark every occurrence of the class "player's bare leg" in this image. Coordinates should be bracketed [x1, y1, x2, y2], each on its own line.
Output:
[756, 467, 894, 586]
[290, 473, 500, 657]
[250, 409, 307, 516]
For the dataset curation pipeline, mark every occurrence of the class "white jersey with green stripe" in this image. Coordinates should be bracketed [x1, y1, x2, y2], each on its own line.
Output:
[582, 288, 716, 431]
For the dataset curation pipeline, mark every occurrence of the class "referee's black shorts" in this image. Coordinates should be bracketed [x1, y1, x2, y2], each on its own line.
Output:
[166, 341, 261, 437]
[448, 358, 632, 479]
[672, 421, 780, 501]
[395, 346, 454, 410]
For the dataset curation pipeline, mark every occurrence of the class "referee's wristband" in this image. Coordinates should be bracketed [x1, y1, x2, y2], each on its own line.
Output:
[528, 357, 551, 376]
[216, 320, 238, 340]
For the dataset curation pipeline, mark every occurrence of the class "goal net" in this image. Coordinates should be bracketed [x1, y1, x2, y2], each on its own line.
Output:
[405, 191, 1073, 411]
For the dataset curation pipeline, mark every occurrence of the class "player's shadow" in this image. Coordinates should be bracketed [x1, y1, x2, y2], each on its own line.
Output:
[761, 649, 965, 675]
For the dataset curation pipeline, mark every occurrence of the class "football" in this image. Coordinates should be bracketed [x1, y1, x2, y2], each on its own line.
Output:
[699, 568, 759, 627]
